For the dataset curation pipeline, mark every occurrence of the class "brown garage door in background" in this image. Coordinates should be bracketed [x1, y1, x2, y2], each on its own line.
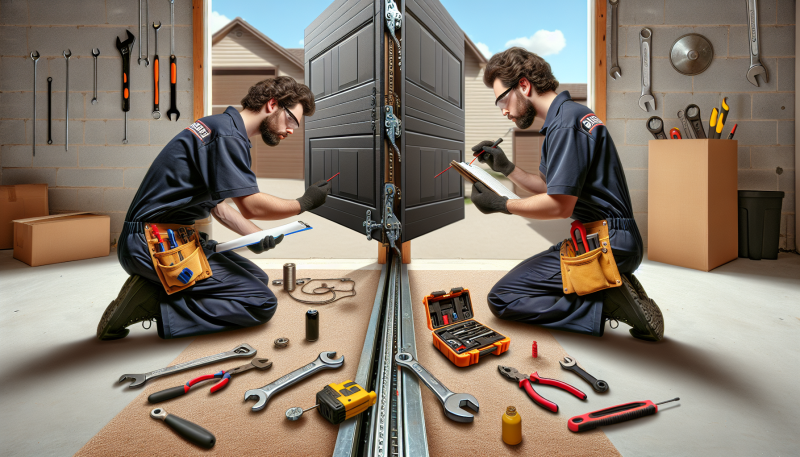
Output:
[211, 68, 305, 179]
[512, 130, 544, 198]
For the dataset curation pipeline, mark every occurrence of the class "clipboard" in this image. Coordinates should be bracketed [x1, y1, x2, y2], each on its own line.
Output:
[450, 161, 520, 199]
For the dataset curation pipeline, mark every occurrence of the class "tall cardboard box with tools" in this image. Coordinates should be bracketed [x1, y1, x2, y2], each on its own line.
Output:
[648, 139, 738, 271]
[13, 213, 110, 266]
[0, 184, 49, 249]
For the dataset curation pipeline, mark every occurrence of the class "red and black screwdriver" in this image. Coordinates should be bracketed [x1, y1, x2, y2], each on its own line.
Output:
[567, 397, 679, 432]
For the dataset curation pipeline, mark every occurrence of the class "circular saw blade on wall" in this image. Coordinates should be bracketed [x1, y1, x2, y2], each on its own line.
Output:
[670, 33, 714, 76]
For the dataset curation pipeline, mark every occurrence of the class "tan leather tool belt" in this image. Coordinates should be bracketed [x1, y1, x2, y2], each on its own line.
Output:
[142, 223, 213, 295]
[559, 220, 622, 296]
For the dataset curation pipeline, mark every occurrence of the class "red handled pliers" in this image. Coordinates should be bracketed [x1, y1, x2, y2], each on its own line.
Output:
[148, 358, 272, 404]
[570, 220, 590, 255]
[498, 365, 587, 413]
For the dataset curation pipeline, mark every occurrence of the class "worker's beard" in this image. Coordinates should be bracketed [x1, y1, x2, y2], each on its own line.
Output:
[515, 96, 537, 130]
[259, 111, 285, 147]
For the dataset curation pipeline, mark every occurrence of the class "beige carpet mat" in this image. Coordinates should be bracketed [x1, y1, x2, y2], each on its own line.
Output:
[76, 268, 619, 456]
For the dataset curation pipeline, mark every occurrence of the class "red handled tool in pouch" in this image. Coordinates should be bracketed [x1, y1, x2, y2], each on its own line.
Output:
[498, 365, 587, 413]
[568, 397, 680, 432]
[570, 220, 590, 255]
[151, 225, 166, 252]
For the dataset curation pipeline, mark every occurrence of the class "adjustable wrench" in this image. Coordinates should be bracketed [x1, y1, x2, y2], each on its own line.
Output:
[91, 48, 100, 105]
[745, 0, 768, 86]
[244, 351, 345, 412]
[166, 0, 180, 121]
[63, 50, 71, 151]
[559, 357, 609, 393]
[608, 0, 621, 80]
[118, 343, 256, 388]
[116, 30, 135, 144]
[395, 352, 479, 422]
[30, 51, 40, 156]
[638, 28, 655, 112]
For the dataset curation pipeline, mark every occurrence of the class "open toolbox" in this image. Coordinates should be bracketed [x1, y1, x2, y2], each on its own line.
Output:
[423, 287, 510, 367]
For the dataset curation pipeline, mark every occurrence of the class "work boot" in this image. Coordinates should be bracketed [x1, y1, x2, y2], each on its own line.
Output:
[602, 274, 664, 341]
[97, 275, 162, 340]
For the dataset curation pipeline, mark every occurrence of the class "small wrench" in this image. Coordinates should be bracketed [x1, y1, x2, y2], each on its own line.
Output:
[608, 0, 621, 80]
[118, 343, 256, 388]
[91, 48, 100, 104]
[395, 352, 479, 422]
[559, 357, 609, 393]
[638, 28, 655, 112]
[244, 351, 345, 412]
[678, 110, 695, 139]
[745, 0, 768, 86]
[30, 51, 40, 156]
[63, 50, 71, 151]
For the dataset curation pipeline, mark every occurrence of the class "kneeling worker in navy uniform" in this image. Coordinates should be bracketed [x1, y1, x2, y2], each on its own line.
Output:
[470, 48, 664, 341]
[98, 76, 329, 340]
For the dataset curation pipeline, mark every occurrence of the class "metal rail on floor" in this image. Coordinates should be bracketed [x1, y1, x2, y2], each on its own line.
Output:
[332, 253, 428, 457]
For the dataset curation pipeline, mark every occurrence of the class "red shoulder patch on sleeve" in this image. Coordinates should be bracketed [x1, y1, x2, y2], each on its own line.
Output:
[185, 120, 212, 142]
[580, 114, 604, 134]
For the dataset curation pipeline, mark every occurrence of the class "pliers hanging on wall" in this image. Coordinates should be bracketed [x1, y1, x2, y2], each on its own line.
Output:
[148, 358, 272, 403]
[498, 365, 587, 413]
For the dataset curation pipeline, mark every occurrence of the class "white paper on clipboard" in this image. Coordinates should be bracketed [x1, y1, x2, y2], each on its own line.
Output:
[215, 221, 312, 252]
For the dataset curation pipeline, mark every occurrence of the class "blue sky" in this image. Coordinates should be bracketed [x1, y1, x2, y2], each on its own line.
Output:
[211, 0, 588, 83]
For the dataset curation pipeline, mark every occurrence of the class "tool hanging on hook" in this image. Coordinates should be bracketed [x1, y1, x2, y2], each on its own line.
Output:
[116, 31, 135, 144]
[63, 50, 71, 151]
[138, 0, 150, 66]
[47, 76, 52, 145]
[91, 48, 100, 105]
[153, 21, 162, 119]
[30, 51, 40, 156]
[166, 0, 180, 121]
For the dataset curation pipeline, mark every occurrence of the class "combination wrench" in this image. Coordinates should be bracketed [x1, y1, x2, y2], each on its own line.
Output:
[30, 51, 40, 156]
[138, 0, 150, 66]
[91, 48, 100, 104]
[638, 28, 655, 112]
[745, 0, 768, 86]
[678, 110, 695, 139]
[559, 357, 609, 393]
[153, 21, 162, 119]
[166, 0, 181, 121]
[118, 343, 256, 388]
[63, 50, 71, 151]
[244, 351, 345, 412]
[608, 0, 621, 80]
[395, 352, 479, 422]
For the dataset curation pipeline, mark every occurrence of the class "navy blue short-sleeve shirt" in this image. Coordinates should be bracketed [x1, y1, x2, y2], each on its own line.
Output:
[125, 106, 259, 224]
[538, 91, 634, 222]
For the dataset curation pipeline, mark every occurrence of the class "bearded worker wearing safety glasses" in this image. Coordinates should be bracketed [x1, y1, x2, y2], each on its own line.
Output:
[471, 48, 664, 341]
[97, 76, 331, 340]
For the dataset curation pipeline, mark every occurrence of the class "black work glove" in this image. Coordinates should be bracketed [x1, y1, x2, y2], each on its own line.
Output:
[198, 232, 218, 252]
[247, 234, 284, 254]
[471, 140, 515, 176]
[297, 180, 331, 213]
[471, 182, 510, 215]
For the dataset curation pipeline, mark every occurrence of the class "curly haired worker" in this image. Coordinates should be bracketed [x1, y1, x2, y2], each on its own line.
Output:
[97, 77, 330, 340]
[471, 48, 664, 341]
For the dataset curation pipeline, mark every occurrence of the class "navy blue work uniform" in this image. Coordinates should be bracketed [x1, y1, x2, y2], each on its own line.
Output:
[487, 91, 643, 336]
[118, 106, 277, 339]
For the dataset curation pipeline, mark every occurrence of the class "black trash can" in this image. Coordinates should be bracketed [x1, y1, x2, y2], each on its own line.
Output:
[738, 190, 785, 260]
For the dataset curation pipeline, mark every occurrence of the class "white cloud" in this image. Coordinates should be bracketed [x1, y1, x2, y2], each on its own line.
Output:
[299, 38, 304, 46]
[210, 11, 232, 34]
[474, 41, 492, 59]
[504, 30, 566, 56]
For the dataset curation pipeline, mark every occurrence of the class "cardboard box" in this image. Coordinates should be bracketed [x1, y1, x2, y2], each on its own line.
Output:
[13, 212, 110, 266]
[648, 139, 738, 271]
[0, 184, 49, 249]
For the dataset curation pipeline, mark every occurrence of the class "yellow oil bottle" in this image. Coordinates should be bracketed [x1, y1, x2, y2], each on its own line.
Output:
[502, 406, 522, 445]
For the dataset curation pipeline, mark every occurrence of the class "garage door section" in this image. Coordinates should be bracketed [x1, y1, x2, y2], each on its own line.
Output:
[401, 0, 465, 241]
[304, 0, 382, 235]
[305, 0, 465, 246]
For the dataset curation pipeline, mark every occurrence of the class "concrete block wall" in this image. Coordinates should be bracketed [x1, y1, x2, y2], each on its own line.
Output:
[607, 0, 796, 251]
[0, 0, 194, 244]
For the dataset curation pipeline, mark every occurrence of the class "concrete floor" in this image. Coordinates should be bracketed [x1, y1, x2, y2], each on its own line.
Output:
[1, 248, 799, 456]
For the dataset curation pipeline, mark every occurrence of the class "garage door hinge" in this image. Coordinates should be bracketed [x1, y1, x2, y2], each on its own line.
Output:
[385, 105, 401, 162]
[363, 183, 402, 256]
[385, 0, 402, 68]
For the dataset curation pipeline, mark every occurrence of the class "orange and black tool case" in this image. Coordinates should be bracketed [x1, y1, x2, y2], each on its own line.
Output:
[423, 287, 510, 367]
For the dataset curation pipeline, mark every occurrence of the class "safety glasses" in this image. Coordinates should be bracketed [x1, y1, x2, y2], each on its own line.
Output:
[494, 82, 518, 111]
[282, 105, 300, 130]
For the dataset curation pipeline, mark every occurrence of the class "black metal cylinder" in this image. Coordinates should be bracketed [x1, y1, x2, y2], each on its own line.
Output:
[283, 263, 296, 292]
[306, 309, 319, 341]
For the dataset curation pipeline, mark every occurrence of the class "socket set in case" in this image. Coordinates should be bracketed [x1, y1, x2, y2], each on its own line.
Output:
[423, 287, 510, 367]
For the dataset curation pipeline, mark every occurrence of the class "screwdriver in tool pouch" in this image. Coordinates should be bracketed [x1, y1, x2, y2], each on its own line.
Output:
[567, 397, 679, 432]
[151, 225, 166, 252]
[168, 229, 184, 260]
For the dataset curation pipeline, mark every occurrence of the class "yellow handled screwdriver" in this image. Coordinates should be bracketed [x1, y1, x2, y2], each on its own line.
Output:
[715, 97, 729, 139]
[709, 107, 719, 139]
